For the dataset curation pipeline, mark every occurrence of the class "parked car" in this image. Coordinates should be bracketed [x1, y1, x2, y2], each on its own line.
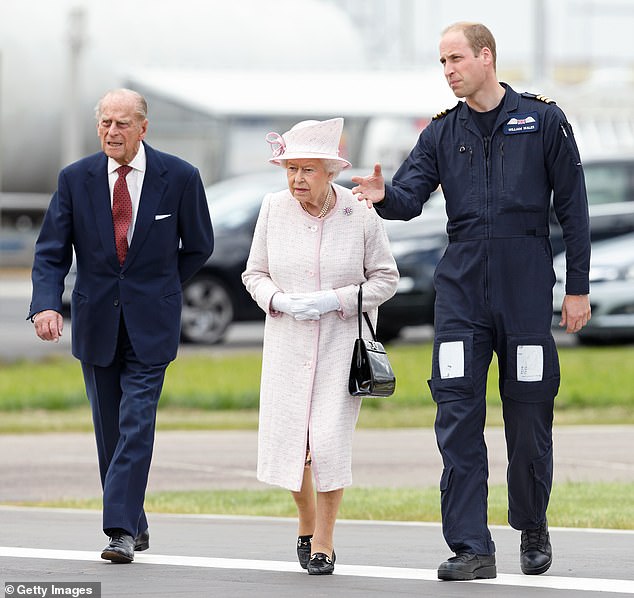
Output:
[552, 232, 634, 344]
[180, 170, 448, 344]
[180, 172, 281, 344]
[377, 203, 447, 340]
[549, 156, 634, 255]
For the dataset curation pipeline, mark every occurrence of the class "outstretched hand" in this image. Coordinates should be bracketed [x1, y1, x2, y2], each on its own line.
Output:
[351, 163, 386, 208]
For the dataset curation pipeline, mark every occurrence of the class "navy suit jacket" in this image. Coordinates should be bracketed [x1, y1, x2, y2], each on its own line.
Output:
[30, 143, 214, 366]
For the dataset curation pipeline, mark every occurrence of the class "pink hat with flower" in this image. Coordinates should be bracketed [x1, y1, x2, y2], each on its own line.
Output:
[265, 117, 351, 168]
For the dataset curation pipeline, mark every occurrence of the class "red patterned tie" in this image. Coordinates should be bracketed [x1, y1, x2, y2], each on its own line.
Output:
[112, 165, 133, 265]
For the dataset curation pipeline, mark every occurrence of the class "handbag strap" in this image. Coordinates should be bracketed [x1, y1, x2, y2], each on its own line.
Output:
[357, 285, 378, 341]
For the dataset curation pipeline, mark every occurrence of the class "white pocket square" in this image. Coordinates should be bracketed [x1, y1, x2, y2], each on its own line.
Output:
[155, 214, 172, 220]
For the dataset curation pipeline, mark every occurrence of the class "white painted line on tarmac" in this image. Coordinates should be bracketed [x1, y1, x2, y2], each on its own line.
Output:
[1, 546, 633, 593]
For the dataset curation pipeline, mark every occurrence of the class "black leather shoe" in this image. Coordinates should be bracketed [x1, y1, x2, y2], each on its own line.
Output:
[135, 529, 150, 552]
[101, 530, 135, 563]
[307, 551, 336, 575]
[438, 552, 497, 581]
[297, 535, 312, 569]
[520, 521, 552, 575]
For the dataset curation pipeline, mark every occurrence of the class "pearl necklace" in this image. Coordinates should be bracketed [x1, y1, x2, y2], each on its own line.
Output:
[301, 185, 333, 218]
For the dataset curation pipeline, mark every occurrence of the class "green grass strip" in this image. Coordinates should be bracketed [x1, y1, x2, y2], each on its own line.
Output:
[11, 482, 634, 530]
[1, 344, 633, 416]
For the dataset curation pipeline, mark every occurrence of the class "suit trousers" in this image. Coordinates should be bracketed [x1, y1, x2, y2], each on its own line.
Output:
[81, 316, 168, 537]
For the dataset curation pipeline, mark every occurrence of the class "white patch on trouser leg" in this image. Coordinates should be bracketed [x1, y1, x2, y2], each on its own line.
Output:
[439, 341, 464, 379]
[517, 345, 544, 381]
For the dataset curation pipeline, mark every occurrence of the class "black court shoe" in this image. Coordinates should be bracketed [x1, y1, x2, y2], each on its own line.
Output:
[297, 535, 312, 569]
[307, 551, 336, 575]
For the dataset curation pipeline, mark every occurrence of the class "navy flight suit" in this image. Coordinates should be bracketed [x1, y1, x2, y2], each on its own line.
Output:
[376, 83, 590, 556]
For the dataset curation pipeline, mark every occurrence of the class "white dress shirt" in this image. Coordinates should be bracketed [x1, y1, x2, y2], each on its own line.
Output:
[107, 143, 147, 244]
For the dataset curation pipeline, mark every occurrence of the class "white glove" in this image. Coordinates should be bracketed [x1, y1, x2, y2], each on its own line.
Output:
[288, 295, 321, 320]
[270, 292, 293, 315]
[271, 290, 340, 320]
[271, 292, 319, 319]
[289, 290, 340, 320]
[311, 290, 340, 314]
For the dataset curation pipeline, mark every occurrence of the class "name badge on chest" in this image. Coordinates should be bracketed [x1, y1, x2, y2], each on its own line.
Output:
[503, 112, 539, 135]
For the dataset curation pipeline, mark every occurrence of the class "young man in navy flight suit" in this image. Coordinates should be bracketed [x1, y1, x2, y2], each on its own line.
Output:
[353, 22, 591, 580]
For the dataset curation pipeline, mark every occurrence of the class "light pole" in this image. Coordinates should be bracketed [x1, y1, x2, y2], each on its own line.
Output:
[533, 0, 547, 84]
[63, 6, 87, 168]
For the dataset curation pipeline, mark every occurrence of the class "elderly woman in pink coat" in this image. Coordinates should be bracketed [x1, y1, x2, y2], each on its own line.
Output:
[242, 118, 399, 575]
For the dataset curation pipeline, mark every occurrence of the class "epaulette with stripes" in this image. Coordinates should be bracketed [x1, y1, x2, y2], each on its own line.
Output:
[432, 104, 459, 120]
[521, 92, 556, 105]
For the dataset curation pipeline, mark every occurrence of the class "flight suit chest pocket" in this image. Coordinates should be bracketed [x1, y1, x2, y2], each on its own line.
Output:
[439, 144, 479, 219]
[427, 331, 474, 403]
[497, 134, 549, 214]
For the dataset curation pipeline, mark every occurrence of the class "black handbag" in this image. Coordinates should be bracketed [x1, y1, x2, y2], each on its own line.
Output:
[348, 285, 396, 397]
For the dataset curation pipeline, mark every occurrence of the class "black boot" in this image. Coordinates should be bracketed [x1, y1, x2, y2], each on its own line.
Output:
[520, 521, 552, 575]
[438, 552, 497, 581]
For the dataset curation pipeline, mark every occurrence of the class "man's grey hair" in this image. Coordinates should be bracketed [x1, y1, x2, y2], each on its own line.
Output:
[94, 88, 148, 121]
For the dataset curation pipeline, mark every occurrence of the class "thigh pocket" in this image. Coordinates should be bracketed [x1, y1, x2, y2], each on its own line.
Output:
[427, 331, 474, 403]
[439, 465, 453, 493]
[504, 334, 560, 403]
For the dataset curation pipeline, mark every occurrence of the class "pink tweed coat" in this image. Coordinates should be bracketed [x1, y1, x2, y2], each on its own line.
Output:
[242, 184, 399, 492]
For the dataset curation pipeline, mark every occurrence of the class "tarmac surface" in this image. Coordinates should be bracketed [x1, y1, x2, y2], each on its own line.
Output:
[1, 427, 634, 597]
[1, 507, 633, 597]
[1, 426, 634, 503]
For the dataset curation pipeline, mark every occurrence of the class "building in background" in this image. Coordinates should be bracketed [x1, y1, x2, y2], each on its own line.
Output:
[0, 0, 633, 225]
[0, 0, 368, 194]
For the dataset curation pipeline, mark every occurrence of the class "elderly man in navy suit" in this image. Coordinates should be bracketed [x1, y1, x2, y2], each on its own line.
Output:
[29, 88, 214, 563]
